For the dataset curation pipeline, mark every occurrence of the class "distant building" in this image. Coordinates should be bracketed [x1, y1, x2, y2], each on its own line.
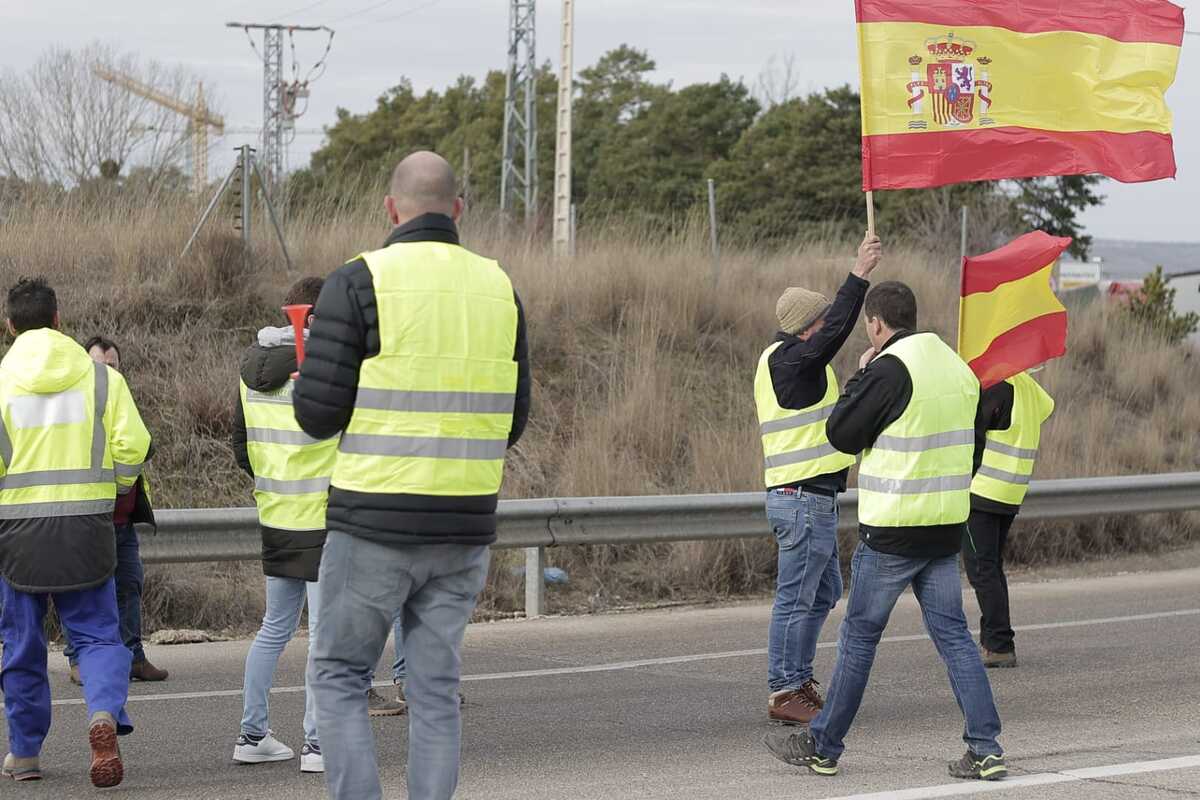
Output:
[1167, 271, 1200, 348]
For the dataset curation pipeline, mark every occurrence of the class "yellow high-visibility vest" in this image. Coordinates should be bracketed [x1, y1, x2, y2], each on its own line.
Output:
[857, 333, 980, 528]
[754, 344, 855, 487]
[330, 240, 519, 497]
[0, 328, 150, 519]
[240, 378, 338, 531]
[970, 372, 1054, 507]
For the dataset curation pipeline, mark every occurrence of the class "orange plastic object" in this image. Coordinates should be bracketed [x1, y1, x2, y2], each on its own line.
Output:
[282, 303, 313, 378]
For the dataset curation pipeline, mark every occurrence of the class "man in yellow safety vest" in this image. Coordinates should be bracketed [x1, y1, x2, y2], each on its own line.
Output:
[0, 277, 151, 789]
[765, 280, 1006, 783]
[754, 232, 880, 725]
[964, 371, 1054, 668]
[295, 151, 530, 800]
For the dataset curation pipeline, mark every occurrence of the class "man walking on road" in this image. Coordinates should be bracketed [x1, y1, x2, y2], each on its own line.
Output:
[964, 371, 1054, 668]
[64, 337, 167, 686]
[0, 278, 151, 788]
[231, 277, 338, 773]
[755, 233, 880, 724]
[764, 281, 1006, 782]
[296, 150, 531, 800]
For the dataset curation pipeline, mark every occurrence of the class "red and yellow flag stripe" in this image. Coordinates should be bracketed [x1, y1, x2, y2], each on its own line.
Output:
[958, 231, 1072, 389]
[856, 0, 1184, 190]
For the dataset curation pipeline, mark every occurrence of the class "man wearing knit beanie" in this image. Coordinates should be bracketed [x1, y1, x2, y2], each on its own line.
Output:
[753, 232, 881, 725]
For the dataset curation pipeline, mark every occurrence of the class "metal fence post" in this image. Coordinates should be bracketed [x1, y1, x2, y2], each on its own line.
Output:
[524, 545, 546, 618]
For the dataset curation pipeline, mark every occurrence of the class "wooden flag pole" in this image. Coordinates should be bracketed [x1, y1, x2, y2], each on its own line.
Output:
[866, 191, 876, 235]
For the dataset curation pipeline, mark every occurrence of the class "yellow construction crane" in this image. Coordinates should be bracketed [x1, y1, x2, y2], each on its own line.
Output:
[91, 65, 225, 195]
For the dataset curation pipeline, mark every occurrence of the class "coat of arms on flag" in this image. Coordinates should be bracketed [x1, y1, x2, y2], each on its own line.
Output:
[905, 34, 994, 130]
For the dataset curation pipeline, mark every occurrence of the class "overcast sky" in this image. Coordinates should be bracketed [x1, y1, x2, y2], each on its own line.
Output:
[4, 0, 1197, 242]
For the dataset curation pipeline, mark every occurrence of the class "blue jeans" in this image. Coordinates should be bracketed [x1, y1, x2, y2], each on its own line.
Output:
[310, 531, 489, 800]
[372, 616, 407, 684]
[241, 576, 320, 747]
[767, 489, 842, 692]
[64, 523, 145, 665]
[811, 542, 1002, 761]
[1, 578, 133, 757]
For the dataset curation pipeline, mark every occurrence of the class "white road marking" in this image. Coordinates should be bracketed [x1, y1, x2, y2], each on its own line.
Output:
[49, 607, 1200, 708]
[815, 754, 1200, 800]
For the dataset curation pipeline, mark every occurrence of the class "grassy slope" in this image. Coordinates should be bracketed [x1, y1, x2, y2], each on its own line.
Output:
[2, 197, 1197, 628]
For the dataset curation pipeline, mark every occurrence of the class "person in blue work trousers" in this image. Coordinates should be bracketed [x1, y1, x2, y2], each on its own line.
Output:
[0, 277, 152, 788]
[64, 336, 168, 686]
[754, 232, 881, 725]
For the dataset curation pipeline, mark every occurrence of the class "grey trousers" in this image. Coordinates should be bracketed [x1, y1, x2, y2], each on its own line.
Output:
[309, 531, 490, 800]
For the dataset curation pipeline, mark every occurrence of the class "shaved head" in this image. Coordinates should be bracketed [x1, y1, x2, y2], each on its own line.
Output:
[386, 151, 458, 223]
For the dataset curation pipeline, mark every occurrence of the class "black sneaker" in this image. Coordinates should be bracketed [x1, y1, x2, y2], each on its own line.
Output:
[949, 750, 1007, 781]
[763, 729, 839, 776]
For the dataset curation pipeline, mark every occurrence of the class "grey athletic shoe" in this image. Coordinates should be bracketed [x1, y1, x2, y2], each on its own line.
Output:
[763, 729, 839, 776]
[982, 649, 1017, 669]
[949, 750, 1008, 781]
[367, 685, 407, 717]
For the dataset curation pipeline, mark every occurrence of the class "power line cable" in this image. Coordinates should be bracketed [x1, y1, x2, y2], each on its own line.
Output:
[342, 0, 440, 31]
[268, 0, 334, 23]
[325, 0, 400, 25]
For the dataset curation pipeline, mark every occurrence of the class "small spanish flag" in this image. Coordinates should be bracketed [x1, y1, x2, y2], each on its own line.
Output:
[959, 231, 1071, 389]
[855, 0, 1184, 190]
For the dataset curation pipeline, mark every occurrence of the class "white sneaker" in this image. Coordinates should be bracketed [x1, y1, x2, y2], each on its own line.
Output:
[300, 743, 324, 773]
[233, 731, 294, 764]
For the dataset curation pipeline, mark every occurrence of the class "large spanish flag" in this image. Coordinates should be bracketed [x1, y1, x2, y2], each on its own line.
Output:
[959, 231, 1071, 389]
[856, 0, 1184, 191]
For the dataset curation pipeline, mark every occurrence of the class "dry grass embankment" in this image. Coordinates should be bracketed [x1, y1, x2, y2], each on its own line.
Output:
[1, 193, 1197, 631]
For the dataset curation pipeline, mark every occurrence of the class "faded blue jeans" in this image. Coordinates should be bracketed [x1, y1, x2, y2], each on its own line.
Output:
[811, 542, 1003, 761]
[767, 489, 842, 692]
[310, 531, 489, 800]
[241, 576, 320, 747]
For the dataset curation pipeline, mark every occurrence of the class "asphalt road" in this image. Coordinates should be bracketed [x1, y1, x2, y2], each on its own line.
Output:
[4, 565, 1200, 799]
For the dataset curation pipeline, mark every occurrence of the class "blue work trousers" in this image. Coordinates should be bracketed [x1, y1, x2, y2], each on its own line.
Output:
[64, 523, 146, 665]
[0, 578, 133, 758]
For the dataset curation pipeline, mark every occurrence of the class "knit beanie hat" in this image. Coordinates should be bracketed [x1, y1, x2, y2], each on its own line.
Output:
[776, 287, 830, 335]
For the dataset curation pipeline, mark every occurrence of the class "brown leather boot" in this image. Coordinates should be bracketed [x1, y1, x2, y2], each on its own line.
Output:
[69, 663, 83, 686]
[982, 649, 1017, 669]
[768, 687, 821, 725]
[800, 679, 825, 710]
[87, 712, 123, 788]
[130, 659, 168, 682]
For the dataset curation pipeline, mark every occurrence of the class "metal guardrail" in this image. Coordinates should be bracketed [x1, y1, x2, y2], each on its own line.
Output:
[143, 472, 1200, 615]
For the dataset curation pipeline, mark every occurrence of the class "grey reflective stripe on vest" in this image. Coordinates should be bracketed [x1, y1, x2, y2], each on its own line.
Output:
[246, 428, 321, 446]
[984, 440, 1039, 460]
[339, 433, 507, 461]
[0, 468, 115, 490]
[91, 363, 108, 473]
[114, 461, 143, 479]
[0, 418, 11, 467]
[759, 404, 835, 436]
[764, 442, 842, 470]
[354, 388, 516, 415]
[0, 498, 116, 520]
[872, 429, 974, 452]
[975, 465, 1032, 485]
[245, 389, 294, 405]
[858, 473, 973, 494]
[254, 475, 331, 495]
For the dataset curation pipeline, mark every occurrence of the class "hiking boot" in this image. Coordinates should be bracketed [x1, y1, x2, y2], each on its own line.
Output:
[69, 663, 82, 686]
[982, 649, 1017, 669]
[367, 686, 406, 717]
[763, 729, 839, 776]
[88, 712, 123, 788]
[299, 743, 324, 774]
[949, 750, 1008, 781]
[130, 659, 169, 682]
[2, 753, 42, 782]
[768, 687, 821, 725]
[800, 679, 824, 710]
[233, 732, 294, 764]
